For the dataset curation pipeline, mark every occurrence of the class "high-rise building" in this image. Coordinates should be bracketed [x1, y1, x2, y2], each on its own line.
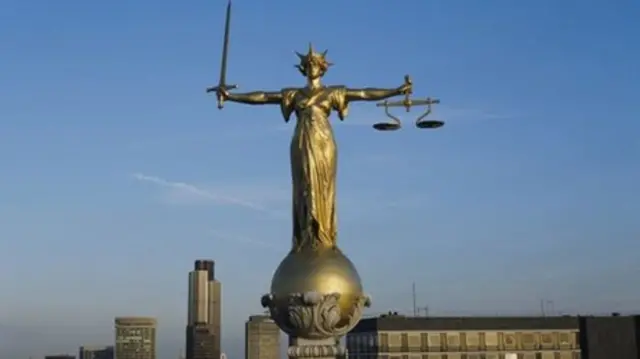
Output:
[245, 315, 280, 359]
[79, 346, 114, 359]
[45, 355, 75, 359]
[114, 317, 157, 359]
[244, 315, 280, 359]
[186, 259, 222, 359]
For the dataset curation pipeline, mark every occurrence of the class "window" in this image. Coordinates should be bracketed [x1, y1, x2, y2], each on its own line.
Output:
[558, 333, 571, 348]
[408, 334, 420, 350]
[521, 333, 537, 349]
[466, 333, 480, 348]
[484, 332, 498, 349]
[380, 333, 389, 352]
[428, 334, 441, 349]
[503, 333, 517, 349]
[389, 333, 401, 348]
[540, 333, 555, 349]
[446, 333, 460, 349]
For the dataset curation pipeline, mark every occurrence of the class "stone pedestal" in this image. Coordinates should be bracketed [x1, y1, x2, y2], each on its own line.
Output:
[261, 291, 370, 359]
[287, 337, 345, 359]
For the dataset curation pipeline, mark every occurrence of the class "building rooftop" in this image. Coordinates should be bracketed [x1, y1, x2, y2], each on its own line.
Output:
[114, 317, 157, 325]
[353, 315, 583, 332]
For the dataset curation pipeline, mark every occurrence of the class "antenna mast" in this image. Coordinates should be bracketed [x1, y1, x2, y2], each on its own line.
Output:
[412, 282, 417, 316]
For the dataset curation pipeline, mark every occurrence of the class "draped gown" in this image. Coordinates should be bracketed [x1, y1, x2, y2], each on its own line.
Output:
[279, 86, 349, 252]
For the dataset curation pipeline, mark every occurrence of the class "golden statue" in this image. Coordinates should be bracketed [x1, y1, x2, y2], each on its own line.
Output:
[207, 1, 441, 348]
[211, 44, 412, 252]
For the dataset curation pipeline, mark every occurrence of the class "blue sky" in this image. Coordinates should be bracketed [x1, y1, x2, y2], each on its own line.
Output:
[1, 0, 639, 358]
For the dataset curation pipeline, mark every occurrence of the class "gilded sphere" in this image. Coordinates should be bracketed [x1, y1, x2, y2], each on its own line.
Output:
[270, 247, 363, 325]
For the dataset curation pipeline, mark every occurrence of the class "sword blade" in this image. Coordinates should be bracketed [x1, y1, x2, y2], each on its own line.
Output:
[218, 0, 232, 87]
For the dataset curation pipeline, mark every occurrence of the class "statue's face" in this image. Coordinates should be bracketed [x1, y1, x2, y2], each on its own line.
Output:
[306, 63, 323, 80]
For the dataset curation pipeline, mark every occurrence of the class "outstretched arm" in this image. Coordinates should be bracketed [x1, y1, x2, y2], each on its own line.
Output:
[227, 91, 282, 105]
[207, 87, 282, 105]
[345, 76, 412, 102]
[345, 87, 403, 102]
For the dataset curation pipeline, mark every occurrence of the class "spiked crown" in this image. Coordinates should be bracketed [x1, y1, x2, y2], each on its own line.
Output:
[295, 43, 333, 76]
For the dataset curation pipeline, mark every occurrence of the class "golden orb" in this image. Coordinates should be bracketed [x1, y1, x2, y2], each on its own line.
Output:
[270, 247, 363, 326]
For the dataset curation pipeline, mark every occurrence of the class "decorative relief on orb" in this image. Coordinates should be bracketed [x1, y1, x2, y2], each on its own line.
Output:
[287, 344, 346, 358]
[261, 291, 371, 339]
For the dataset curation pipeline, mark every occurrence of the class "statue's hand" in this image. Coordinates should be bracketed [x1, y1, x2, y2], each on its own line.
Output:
[206, 86, 231, 99]
[398, 75, 413, 95]
[217, 87, 231, 101]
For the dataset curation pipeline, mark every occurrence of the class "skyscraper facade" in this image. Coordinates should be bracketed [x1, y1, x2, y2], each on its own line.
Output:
[79, 345, 114, 359]
[245, 315, 280, 359]
[114, 317, 157, 359]
[186, 259, 222, 359]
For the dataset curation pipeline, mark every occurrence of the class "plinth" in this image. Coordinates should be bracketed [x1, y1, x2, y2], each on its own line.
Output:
[261, 247, 371, 359]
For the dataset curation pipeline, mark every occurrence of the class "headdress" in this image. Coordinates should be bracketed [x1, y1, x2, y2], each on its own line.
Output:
[295, 43, 333, 76]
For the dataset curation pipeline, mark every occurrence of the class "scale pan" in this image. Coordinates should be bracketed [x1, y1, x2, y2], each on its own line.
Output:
[416, 120, 444, 129]
[373, 122, 401, 131]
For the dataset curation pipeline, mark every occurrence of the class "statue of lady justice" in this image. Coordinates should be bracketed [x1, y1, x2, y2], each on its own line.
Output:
[211, 44, 412, 253]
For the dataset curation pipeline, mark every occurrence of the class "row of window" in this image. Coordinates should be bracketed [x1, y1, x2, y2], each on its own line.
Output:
[347, 331, 578, 352]
[349, 352, 578, 359]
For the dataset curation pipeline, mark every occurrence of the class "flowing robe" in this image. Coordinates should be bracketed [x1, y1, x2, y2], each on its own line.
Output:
[280, 86, 348, 251]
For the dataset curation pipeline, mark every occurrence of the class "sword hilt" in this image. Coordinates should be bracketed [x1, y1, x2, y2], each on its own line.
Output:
[206, 83, 238, 109]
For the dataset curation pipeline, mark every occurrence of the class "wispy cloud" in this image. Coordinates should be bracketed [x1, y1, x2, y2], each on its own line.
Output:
[132, 173, 285, 217]
[132, 172, 422, 223]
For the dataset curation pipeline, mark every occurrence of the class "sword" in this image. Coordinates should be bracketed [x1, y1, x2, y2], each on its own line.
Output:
[206, 0, 237, 109]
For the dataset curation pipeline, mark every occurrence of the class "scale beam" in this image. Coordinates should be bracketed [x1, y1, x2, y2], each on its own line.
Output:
[377, 97, 440, 109]
[373, 95, 444, 131]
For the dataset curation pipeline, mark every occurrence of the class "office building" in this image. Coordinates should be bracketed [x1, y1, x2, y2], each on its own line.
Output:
[245, 315, 280, 359]
[45, 356, 75, 359]
[115, 316, 157, 359]
[348, 314, 580, 359]
[186, 259, 222, 359]
[79, 346, 114, 359]
[347, 313, 640, 359]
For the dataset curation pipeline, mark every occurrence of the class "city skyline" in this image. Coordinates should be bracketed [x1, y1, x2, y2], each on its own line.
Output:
[1, 0, 639, 359]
